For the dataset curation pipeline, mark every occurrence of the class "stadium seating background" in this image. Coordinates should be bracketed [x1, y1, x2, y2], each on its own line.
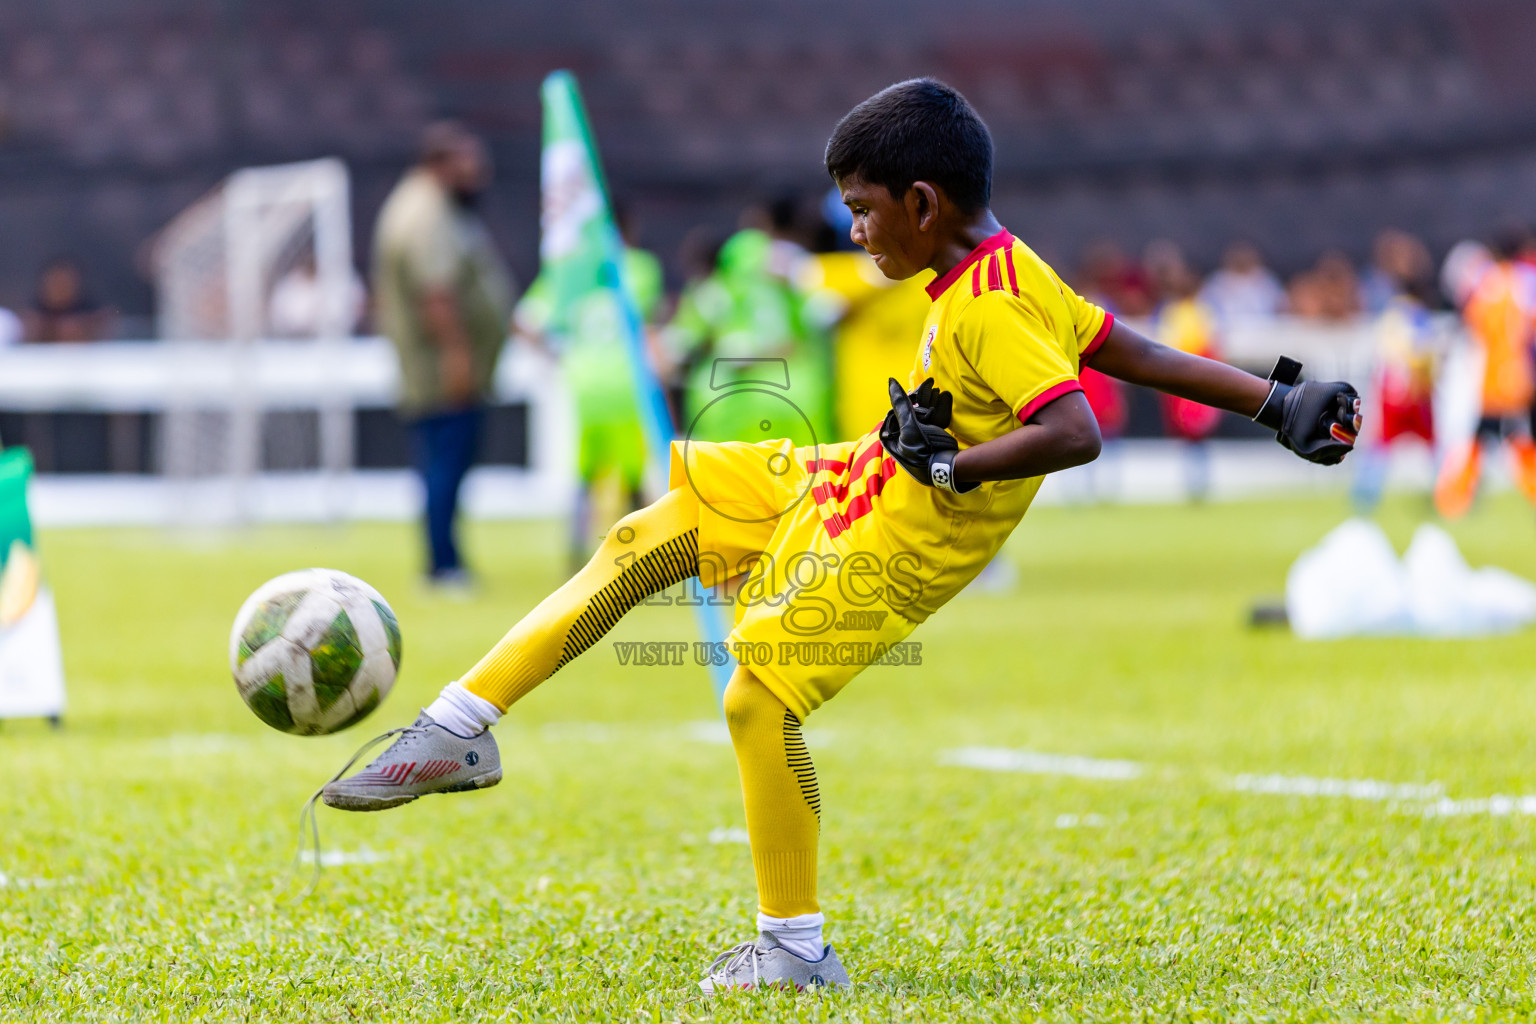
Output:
[2, 0, 1536, 326]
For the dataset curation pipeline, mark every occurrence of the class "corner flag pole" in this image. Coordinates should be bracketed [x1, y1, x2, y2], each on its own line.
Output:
[539, 71, 736, 706]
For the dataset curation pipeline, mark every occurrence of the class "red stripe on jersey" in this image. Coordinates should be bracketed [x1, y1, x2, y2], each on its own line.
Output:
[824, 459, 897, 540]
[1081, 312, 1115, 361]
[987, 255, 1002, 292]
[1017, 380, 1087, 424]
[971, 261, 982, 297]
[803, 457, 847, 475]
[1004, 247, 1019, 295]
[932, 228, 1017, 300]
[848, 438, 884, 478]
[811, 441, 889, 506]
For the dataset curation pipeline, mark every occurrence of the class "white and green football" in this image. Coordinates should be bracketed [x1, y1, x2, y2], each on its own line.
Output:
[229, 568, 401, 735]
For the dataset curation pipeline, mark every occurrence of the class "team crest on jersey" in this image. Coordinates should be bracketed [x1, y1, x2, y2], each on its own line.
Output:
[921, 325, 937, 371]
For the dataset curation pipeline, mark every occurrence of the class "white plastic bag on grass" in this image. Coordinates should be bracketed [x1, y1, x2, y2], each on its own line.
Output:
[1403, 524, 1536, 637]
[1286, 519, 1411, 638]
[1286, 519, 1536, 638]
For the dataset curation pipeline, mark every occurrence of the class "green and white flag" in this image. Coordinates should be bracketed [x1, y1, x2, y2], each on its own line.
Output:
[538, 70, 675, 463]
[538, 71, 734, 703]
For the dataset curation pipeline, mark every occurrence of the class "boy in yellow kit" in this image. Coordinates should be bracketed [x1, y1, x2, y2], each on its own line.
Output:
[322, 79, 1362, 991]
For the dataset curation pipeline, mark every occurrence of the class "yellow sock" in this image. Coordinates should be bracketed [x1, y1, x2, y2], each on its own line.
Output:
[724, 670, 820, 918]
[460, 487, 701, 710]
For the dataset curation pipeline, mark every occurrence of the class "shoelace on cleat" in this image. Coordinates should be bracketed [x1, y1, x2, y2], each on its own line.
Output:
[705, 941, 761, 991]
[286, 720, 421, 902]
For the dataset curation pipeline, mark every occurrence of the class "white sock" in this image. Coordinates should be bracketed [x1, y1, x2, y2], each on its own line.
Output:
[424, 681, 501, 737]
[757, 912, 825, 962]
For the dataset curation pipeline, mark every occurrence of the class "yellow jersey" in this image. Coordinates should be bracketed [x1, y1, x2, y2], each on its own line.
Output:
[802, 228, 1111, 621]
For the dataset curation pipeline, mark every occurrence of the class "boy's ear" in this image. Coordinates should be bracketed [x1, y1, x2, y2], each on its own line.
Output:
[908, 182, 940, 232]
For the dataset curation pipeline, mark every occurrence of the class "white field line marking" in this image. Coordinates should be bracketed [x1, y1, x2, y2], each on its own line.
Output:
[947, 749, 1535, 821]
[684, 721, 732, 745]
[0, 870, 73, 889]
[155, 734, 250, 755]
[1231, 773, 1443, 802]
[1055, 814, 1108, 829]
[708, 827, 751, 845]
[539, 722, 616, 743]
[1419, 794, 1536, 817]
[682, 720, 833, 747]
[940, 747, 1143, 780]
[298, 847, 389, 867]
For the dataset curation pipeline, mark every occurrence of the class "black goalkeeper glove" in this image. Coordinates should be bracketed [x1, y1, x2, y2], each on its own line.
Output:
[1253, 356, 1362, 466]
[907, 377, 953, 428]
[879, 378, 979, 493]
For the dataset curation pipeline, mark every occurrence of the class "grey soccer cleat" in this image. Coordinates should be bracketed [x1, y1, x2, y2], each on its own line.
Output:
[699, 932, 851, 994]
[321, 712, 501, 811]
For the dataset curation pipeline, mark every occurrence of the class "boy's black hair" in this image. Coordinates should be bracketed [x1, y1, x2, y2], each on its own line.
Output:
[824, 78, 993, 212]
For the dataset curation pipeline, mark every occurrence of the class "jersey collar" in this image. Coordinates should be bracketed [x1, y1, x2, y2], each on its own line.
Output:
[925, 227, 1016, 301]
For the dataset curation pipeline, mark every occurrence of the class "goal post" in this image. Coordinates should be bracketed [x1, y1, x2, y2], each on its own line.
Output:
[152, 158, 356, 520]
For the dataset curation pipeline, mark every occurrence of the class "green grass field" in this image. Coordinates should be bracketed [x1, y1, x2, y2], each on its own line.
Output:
[5, 494, 1536, 1022]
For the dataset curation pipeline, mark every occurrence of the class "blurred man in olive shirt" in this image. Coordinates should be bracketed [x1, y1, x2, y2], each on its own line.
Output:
[374, 122, 513, 588]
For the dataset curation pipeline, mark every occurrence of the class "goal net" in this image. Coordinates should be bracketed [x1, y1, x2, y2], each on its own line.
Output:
[152, 159, 357, 520]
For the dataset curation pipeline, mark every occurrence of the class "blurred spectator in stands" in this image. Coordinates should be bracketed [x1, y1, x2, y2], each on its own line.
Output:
[1288, 251, 1361, 322]
[1079, 240, 1156, 316]
[1358, 229, 1434, 314]
[24, 258, 109, 342]
[1147, 240, 1223, 500]
[1198, 241, 1285, 324]
[1074, 365, 1126, 503]
[373, 121, 514, 590]
[268, 251, 367, 339]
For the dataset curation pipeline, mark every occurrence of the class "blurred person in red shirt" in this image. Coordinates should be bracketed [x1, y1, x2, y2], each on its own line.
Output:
[1079, 240, 1156, 317]
[1148, 241, 1223, 500]
[1070, 245, 1139, 502]
[1352, 230, 1438, 510]
[1352, 289, 1437, 511]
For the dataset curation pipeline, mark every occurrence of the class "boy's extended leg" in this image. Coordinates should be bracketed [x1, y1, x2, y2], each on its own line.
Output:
[322, 486, 703, 810]
[700, 669, 850, 992]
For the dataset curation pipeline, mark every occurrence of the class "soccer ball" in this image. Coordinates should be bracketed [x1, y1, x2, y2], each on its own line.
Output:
[229, 568, 401, 735]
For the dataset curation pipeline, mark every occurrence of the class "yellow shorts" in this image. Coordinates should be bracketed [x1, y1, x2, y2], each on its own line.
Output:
[669, 438, 919, 720]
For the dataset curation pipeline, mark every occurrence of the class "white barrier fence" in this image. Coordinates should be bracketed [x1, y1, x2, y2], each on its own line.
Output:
[0, 337, 576, 525]
[0, 316, 1473, 527]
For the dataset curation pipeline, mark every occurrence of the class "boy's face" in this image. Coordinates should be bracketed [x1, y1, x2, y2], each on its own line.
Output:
[838, 174, 935, 281]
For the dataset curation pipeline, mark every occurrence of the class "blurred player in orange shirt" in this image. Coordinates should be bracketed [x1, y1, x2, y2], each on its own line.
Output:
[1435, 231, 1536, 518]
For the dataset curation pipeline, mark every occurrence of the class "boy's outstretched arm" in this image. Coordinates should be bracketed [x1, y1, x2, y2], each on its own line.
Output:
[951, 391, 1102, 483]
[1087, 319, 1361, 465]
[883, 378, 1102, 488]
[1087, 319, 1270, 415]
